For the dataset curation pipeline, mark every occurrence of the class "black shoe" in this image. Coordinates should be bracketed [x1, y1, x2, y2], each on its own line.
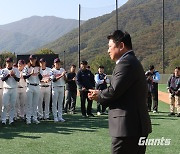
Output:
[9, 122, 15, 126]
[87, 114, 95, 117]
[168, 112, 175, 116]
[177, 113, 180, 117]
[82, 114, 87, 118]
[2, 122, 6, 126]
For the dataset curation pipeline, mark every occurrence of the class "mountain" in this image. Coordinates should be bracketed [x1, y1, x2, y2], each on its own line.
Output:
[0, 16, 80, 53]
[37, 0, 180, 73]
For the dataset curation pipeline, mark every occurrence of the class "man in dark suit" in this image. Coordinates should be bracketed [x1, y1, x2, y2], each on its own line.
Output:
[88, 30, 152, 154]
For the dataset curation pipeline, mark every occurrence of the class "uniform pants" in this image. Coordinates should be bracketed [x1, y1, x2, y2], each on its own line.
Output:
[26, 85, 40, 121]
[111, 136, 147, 154]
[52, 86, 64, 120]
[16, 87, 26, 118]
[2, 88, 17, 123]
[80, 91, 93, 116]
[38, 86, 51, 119]
[169, 94, 180, 113]
[0, 88, 3, 120]
[64, 90, 77, 112]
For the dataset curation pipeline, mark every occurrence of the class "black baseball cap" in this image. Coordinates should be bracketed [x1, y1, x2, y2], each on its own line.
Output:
[6, 57, 13, 62]
[29, 55, 37, 60]
[39, 58, 46, 63]
[81, 60, 88, 65]
[18, 59, 25, 64]
[54, 58, 61, 63]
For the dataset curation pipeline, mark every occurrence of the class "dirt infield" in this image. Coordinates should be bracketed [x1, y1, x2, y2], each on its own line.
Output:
[158, 91, 169, 104]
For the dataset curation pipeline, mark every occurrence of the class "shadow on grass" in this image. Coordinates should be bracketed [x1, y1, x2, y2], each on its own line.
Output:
[0, 112, 109, 140]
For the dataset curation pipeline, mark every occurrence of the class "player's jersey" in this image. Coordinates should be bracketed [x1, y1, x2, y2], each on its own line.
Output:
[23, 66, 42, 84]
[50, 68, 66, 87]
[39, 67, 51, 86]
[0, 67, 20, 89]
[0, 69, 3, 88]
[18, 70, 27, 88]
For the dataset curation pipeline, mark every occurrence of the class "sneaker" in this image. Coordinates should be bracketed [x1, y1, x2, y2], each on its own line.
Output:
[32, 119, 40, 124]
[177, 113, 180, 117]
[26, 120, 31, 125]
[54, 118, 58, 123]
[153, 110, 157, 113]
[58, 118, 65, 122]
[82, 114, 87, 118]
[9, 121, 15, 126]
[2, 121, 6, 126]
[168, 112, 175, 116]
[97, 112, 101, 116]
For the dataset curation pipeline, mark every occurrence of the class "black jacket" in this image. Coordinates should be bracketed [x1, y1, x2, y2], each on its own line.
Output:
[98, 51, 152, 137]
[76, 69, 95, 90]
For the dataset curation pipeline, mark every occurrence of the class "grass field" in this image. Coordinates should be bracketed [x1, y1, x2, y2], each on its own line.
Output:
[158, 84, 167, 93]
[0, 98, 179, 154]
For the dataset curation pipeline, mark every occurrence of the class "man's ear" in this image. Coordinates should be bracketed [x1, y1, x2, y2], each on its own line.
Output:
[119, 42, 125, 51]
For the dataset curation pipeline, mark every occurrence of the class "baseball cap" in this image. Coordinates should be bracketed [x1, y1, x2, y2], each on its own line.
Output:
[6, 57, 13, 62]
[54, 58, 60, 63]
[18, 59, 25, 64]
[29, 54, 37, 60]
[81, 60, 88, 65]
[39, 58, 46, 63]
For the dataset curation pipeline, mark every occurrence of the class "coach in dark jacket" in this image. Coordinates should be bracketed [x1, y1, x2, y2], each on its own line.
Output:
[77, 61, 95, 117]
[88, 30, 152, 154]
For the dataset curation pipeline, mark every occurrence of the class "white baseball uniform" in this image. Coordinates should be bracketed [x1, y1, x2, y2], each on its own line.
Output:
[0, 69, 3, 120]
[16, 69, 27, 119]
[50, 67, 66, 122]
[23, 66, 42, 124]
[0, 67, 20, 124]
[38, 67, 51, 119]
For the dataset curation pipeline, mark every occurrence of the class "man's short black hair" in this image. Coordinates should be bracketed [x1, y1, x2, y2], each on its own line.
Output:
[107, 30, 132, 49]
[71, 64, 76, 68]
[149, 65, 155, 70]
[81, 61, 88, 65]
[175, 66, 180, 70]
[99, 65, 104, 69]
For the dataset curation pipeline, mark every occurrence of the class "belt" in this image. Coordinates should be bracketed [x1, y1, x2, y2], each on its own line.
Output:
[18, 86, 24, 88]
[40, 85, 50, 87]
[27, 83, 39, 86]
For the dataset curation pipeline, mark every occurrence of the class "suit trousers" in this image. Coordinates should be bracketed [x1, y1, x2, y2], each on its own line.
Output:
[111, 136, 147, 154]
[152, 83, 158, 111]
[80, 91, 93, 116]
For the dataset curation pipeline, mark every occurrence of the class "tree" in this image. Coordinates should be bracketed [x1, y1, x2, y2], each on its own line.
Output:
[90, 54, 115, 75]
[36, 48, 55, 54]
[0, 51, 16, 68]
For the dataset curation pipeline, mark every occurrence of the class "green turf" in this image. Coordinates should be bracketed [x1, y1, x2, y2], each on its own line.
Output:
[158, 84, 168, 93]
[0, 99, 179, 154]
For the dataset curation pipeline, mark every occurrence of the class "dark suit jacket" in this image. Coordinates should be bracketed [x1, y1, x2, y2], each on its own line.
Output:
[98, 51, 152, 137]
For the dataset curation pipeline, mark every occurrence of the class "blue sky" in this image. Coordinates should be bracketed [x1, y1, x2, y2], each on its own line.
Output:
[0, 0, 128, 25]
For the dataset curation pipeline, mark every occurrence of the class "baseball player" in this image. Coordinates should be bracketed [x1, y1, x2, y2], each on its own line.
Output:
[15, 60, 27, 120]
[1, 58, 20, 125]
[38, 58, 51, 120]
[50, 58, 66, 122]
[23, 55, 42, 124]
[0, 68, 3, 121]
